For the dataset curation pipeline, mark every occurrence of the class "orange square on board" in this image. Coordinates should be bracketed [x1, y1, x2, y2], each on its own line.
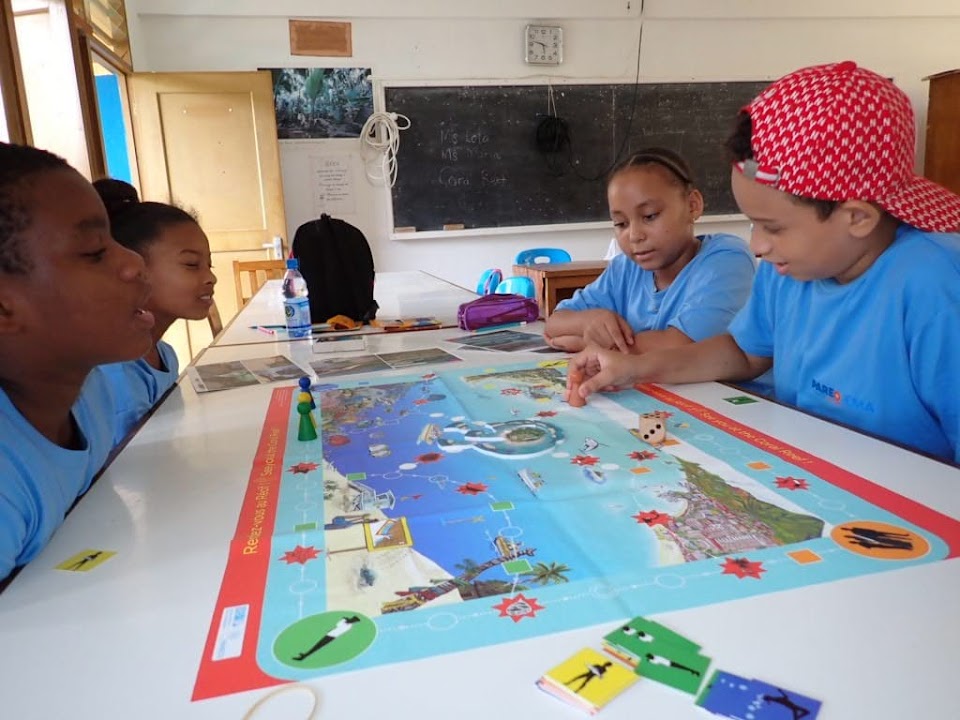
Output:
[661, 438, 680, 447]
[747, 461, 772, 470]
[787, 549, 822, 564]
[630, 466, 652, 475]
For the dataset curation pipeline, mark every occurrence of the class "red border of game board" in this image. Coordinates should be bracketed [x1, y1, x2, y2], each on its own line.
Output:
[641, 384, 960, 557]
[192, 388, 292, 700]
[193, 383, 960, 701]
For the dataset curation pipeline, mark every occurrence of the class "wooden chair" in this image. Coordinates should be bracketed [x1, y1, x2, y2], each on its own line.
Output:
[233, 259, 286, 308]
[207, 299, 224, 337]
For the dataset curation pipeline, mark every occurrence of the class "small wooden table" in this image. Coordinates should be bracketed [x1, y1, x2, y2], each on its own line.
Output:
[513, 260, 608, 317]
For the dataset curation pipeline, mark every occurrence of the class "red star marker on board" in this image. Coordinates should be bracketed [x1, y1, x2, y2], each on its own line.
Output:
[536, 410, 558, 417]
[456, 482, 488, 496]
[492, 593, 545, 623]
[633, 510, 671, 527]
[280, 545, 322, 565]
[720, 557, 766, 579]
[775, 476, 810, 491]
[628, 450, 658, 461]
[289, 462, 320, 474]
[570, 454, 600, 466]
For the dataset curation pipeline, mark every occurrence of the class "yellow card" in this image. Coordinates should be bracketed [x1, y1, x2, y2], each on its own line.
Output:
[541, 647, 638, 710]
[56, 549, 115, 572]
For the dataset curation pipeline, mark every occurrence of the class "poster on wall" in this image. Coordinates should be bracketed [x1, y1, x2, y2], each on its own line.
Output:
[311, 155, 356, 216]
[267, 68, 373, 139]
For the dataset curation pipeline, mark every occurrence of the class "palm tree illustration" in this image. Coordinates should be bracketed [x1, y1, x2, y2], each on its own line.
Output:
[454, 558, 482, 594]
[522, 561, 571, 585]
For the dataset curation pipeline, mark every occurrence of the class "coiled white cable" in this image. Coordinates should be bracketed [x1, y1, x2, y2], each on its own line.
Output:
[360, 111, 411, 187]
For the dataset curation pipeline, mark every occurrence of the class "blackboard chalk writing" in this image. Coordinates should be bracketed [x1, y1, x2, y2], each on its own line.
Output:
[438, 167, 470, 187]
[386, 81, 769, 231]
[481, 170, 508, 186]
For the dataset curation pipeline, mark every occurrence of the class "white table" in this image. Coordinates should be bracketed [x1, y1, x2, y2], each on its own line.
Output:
[1, 320, 957, 720]
[214, 270, 477, 347]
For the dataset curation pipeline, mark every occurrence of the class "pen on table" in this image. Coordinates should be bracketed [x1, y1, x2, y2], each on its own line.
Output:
[249, 324, 286, 330]
[255, 326, 277, 336]
[471, 321, 528, 334]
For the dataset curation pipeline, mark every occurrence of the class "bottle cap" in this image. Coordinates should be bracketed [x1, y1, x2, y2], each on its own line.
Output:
[285, 258, 299, 270]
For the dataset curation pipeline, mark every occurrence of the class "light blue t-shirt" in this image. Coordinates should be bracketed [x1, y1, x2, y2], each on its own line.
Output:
[556, 233, 755, 341]
[729, 225, 960, 464]
[100, 341, 179, 438]
[0, 342, 179, 580]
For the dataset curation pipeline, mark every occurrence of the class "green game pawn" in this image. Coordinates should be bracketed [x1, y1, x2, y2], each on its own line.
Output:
[297, 401, 318, 441]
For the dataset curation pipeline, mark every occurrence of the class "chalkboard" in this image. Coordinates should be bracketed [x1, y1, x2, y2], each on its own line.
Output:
[385, 81, 769, 232]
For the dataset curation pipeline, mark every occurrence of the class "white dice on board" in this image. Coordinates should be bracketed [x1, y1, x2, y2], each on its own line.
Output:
[638, 412, 667, 446]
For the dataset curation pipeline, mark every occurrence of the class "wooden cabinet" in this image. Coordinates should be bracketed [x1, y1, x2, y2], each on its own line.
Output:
[924, 69, 960, 196]
[512, 261, 608, 318]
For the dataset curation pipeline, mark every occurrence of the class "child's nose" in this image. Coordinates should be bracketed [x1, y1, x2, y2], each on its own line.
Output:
[748, 228, 770, 257]
[116, 245, 147, 281]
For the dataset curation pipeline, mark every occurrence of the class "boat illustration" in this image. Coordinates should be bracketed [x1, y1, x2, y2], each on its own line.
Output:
[582, 467, 606, 484]
[417, 423, 442, 444]
[517, 468, 545, 495]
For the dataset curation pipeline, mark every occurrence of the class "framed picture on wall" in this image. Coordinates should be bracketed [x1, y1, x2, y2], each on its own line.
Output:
[266, 67, 374, 139]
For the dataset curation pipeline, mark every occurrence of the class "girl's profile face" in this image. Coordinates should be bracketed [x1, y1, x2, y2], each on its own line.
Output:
[609, 164, 703, 286]
[142, 221, 216, 326]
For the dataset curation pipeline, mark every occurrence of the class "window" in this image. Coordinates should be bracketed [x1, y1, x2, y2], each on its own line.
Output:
[69, 0, 130, 66]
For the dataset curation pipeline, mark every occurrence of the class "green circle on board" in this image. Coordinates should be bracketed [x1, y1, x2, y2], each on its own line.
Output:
[273, 610, 376, 669]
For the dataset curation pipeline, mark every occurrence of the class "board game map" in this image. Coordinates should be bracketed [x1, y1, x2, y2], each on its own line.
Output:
[193, 360, 960, 700]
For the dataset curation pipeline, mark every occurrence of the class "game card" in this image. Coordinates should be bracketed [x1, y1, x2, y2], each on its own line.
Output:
[309, 354, 391, 379]
[448, 329, 548, 352]
[636, 643, 711, 695]
[697, 670, 822, 719]
[376, 347, 463, 369]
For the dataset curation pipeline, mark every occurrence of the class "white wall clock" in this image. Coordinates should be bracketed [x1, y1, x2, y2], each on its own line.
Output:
[525, 24, 563, 65]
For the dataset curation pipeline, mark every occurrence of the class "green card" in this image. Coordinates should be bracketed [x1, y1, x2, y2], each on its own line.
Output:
[603, 616, 701, 665]
[724, 395, 759, 405]
[636, 643, 712, 695]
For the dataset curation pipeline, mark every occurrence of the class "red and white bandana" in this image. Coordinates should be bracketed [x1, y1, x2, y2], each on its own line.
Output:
[736, 61, 960, 233]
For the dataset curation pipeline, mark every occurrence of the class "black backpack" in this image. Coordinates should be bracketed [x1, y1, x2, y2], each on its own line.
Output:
[291, 214, 378, 324]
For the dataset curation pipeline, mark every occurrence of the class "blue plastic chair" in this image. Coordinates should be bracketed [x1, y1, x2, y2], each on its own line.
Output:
[514, 247, 572, 265]
[476, 268, 503, 295]
[494, 276, 536, 298]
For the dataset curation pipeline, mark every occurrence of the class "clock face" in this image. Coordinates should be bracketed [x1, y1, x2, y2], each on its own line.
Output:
[525, 25, 563, 65]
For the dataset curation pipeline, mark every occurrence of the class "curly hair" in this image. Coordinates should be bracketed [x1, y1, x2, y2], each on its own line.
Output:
[0, 143, 72, 274]
[93, 178, 198, 255]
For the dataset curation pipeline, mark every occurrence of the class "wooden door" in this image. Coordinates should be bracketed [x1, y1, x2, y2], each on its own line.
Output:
[924, 70, 960, 197]
[128, 71, 286, 361]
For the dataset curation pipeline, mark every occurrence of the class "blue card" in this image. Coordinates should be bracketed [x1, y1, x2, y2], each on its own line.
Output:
[698, 670, 822, 719]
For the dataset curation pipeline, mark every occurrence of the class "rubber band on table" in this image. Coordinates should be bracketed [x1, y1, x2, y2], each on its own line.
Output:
[242, 683, 321, 720]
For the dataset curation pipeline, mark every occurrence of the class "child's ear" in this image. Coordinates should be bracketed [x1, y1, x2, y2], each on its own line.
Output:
[840, 200, 883, 238]
[0, 288, 26, 335]
[687, 189, 705, 223]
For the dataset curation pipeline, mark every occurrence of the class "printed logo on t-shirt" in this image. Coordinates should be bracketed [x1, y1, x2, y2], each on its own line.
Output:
[810, 378, 875, 414]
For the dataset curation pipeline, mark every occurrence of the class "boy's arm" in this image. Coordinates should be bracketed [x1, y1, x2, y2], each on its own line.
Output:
[570, 334, 772, 398]
[628, 327, 694, 354]
[545, 309, 634, 352]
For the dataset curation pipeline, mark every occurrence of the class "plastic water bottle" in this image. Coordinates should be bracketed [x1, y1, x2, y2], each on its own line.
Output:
[282, 258, 311, 338]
